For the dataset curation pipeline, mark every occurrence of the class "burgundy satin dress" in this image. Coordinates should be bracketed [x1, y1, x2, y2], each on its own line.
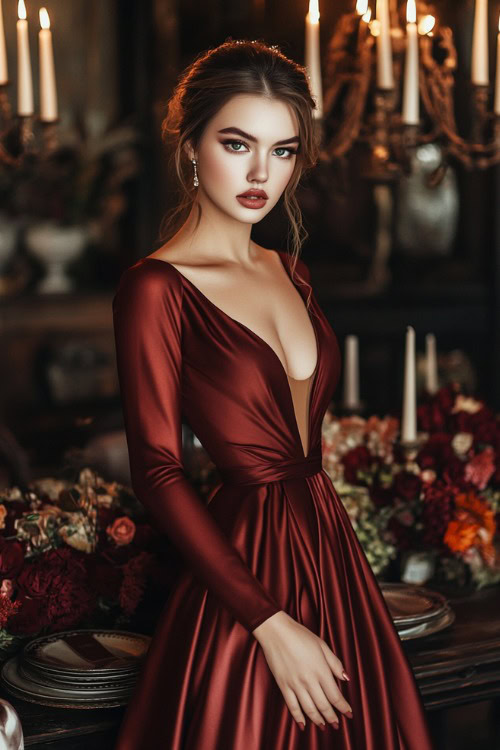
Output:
[112, 250, 434, 749]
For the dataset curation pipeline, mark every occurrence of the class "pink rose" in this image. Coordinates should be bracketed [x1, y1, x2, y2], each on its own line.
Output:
[106, 516, 136, 546]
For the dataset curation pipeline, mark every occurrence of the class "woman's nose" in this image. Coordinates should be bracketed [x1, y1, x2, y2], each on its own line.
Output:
[247, 154, 269, 183]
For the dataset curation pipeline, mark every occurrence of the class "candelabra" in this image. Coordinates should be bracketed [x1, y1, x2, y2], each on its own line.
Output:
[319, 1, 500, 179]
[0, 81, 59, 169]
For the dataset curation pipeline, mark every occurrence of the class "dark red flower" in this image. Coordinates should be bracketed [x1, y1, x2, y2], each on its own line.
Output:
[0, 539, 24, 579]
[46, 578, 94, 631]
[417, 433, 455, 471]
[393, 471, 422, 502]
[341, 446, 374, 484]
[8, 593, 49, 636]
[17, 563, 52, 598]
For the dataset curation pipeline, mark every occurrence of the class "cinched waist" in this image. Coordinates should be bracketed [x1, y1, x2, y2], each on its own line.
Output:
[217, 453, 323, 485]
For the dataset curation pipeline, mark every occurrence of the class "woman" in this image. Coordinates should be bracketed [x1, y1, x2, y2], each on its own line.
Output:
[112, 39, 434, 749]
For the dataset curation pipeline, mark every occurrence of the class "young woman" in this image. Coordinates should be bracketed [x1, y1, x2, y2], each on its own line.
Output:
[112, 39, 434, 750]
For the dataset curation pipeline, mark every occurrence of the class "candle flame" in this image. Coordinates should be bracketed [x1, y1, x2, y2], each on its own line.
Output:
[39, 8, 50, 29]
[362, 7, 372, 23]
[406, 0, 416, 24]
[18, 0, 26, 21]
[370, 18, 381, 37]
[308, 0, 320, 23]
[356, 0, 368, 15]
[418, 14, 435, 35]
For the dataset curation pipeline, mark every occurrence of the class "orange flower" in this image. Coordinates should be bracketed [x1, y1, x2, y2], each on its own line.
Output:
[106, 516, 136, 546]
[0, 504, 6, 530]
[444, 491, 496, 566]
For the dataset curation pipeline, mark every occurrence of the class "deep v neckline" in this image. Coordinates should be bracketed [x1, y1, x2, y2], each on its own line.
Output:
[141, 251, 320, 458]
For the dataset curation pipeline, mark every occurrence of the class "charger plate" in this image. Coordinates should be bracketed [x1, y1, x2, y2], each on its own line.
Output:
[1, 657, 134, 708]
[380, 582, 449, 626]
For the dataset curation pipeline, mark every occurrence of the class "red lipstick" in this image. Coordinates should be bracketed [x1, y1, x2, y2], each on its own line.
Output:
[236, 188, 268, 209]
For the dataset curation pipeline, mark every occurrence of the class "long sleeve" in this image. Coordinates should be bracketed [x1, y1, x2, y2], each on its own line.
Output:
[112, 262, 282, 633]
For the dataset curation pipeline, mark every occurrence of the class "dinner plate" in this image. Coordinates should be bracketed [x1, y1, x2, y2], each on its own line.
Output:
[1, 657, 134, 708]
[380, 583, 449, 626]
[395, 605, 456, 640]
[23, 629, 150, 674]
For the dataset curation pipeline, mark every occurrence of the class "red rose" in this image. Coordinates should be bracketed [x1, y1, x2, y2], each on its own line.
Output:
[0, 539, 24, 579]
[107, 516, 136, 546]
[17, 562, 52, 598]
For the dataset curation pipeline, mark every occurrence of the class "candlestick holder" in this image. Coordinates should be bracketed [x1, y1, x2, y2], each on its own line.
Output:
[319, 1, 499, 178]
[393, 432, 427, 461]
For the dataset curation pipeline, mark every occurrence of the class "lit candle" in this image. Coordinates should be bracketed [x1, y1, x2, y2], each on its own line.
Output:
[305, 0, 323, 119]
[342, 335, 361, 409]
[376, 0, 394, 88]
[425, 333, 438, 394]
[16, 0, 34, 115]
[39, 8, 58, 121]
[471, 0, 489, 85]
[0, 0, 8, 85]
[495, 15, 500, 115]
[401, 325, 417, 443]
[402, 0, 419, 124]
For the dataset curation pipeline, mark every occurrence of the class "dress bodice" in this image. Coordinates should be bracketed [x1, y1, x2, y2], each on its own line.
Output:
[112, 250, 341, 632]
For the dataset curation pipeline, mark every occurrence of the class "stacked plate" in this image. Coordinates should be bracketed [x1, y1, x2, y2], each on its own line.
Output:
[380, 582, 455, 640]
[1, 629, 151, 708]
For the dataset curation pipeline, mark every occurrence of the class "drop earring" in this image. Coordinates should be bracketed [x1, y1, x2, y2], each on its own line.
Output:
[192, 158, 199, 188]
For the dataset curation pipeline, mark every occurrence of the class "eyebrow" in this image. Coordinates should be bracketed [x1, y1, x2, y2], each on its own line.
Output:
[217, 127, 300, 147]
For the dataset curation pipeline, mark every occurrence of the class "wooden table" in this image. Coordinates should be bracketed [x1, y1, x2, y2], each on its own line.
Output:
[0, 584, 499, 748]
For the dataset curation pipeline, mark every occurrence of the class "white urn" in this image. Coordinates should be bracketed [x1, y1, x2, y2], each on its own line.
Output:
[25, 221, 89, 293]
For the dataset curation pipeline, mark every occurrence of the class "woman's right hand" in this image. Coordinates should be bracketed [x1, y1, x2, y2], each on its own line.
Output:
[252, 610, 353, 730]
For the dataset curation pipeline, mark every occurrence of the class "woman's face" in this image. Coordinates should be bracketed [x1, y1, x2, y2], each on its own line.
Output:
[190, 94, 300, 223]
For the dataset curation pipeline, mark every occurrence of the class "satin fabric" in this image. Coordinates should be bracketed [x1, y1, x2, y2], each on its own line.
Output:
[112, 251, 434, 749]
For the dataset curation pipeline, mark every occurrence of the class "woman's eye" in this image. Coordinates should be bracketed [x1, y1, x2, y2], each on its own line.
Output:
[274, 147, 297, 159]
[222, 140, 249, 153]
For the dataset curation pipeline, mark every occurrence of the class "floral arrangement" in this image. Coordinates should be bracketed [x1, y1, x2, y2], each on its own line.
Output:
[321, 382, 500, 588]
[0, 468, 171, 655]
[0, 120, 141, 229]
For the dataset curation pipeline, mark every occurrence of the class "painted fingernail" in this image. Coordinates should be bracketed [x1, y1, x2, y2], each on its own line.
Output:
[332, 721, 339, 730]
[342, 671, 350, 681]
[319, 723, 326, 731]
[298, 722, 305, 731]
[345, 710, 353, 719]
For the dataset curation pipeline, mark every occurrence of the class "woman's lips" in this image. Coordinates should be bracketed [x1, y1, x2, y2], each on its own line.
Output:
[236, 196, 268, 209]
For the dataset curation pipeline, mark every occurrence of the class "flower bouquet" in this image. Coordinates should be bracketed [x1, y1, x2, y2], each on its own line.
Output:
[0, 468, 172, 658]
[321, 382, 500, 588]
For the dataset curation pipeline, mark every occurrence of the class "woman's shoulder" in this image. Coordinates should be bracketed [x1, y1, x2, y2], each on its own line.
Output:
[113, 256, 184, 311]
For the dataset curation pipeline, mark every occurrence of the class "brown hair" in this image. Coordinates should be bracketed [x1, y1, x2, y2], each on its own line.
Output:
[159, 38, 320, 305]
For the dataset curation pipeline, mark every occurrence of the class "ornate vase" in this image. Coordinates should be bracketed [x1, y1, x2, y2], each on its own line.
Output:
[24, 221, 89, 293]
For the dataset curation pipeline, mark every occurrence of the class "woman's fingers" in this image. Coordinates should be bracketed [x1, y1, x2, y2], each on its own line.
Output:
[306, 680, 340, 726]
[282, 685, 306, 728]
[320, 640, 349, 682]
[294, 683, 331, 728]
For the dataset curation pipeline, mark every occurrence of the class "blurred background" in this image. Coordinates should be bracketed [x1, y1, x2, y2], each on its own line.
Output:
[0, 0, 499, 491]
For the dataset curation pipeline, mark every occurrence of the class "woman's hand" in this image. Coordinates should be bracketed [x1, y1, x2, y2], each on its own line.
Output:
[252, 610, 353, 730]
